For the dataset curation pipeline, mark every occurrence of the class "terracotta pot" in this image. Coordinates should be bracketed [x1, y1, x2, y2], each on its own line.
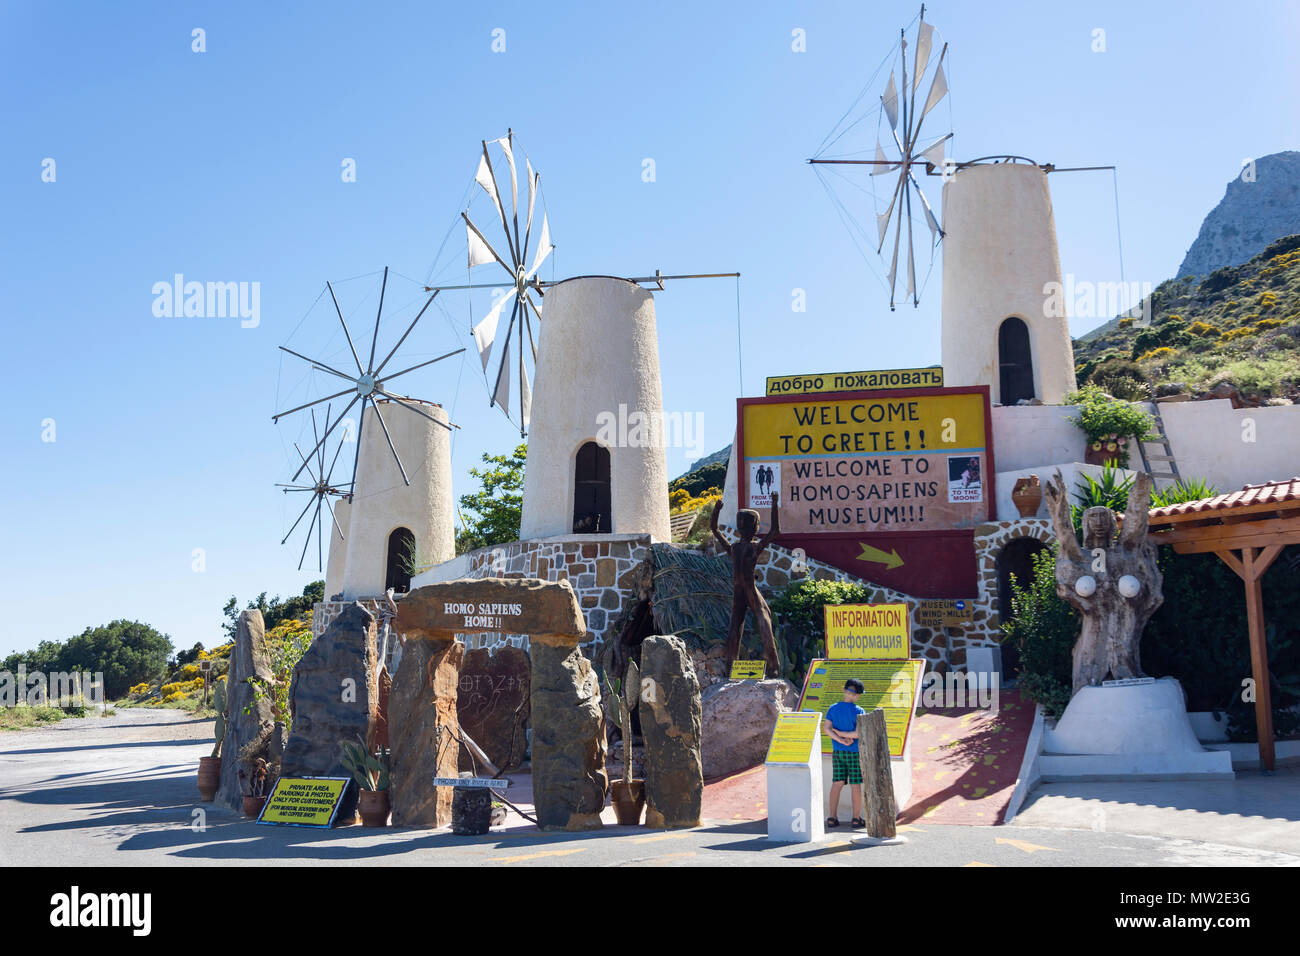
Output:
[357, 789, 391, 827]
[1084, 442, 1126, 467]
[242, 795, 268, 818]
[610, 779, 646, 826]
[1011, 474, 1043, 518]
[197, 756, 221, 802]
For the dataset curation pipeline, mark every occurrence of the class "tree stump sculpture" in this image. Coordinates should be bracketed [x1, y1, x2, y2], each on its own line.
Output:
[1044, 470, 1163, 695]
[710, 494, 781, 678]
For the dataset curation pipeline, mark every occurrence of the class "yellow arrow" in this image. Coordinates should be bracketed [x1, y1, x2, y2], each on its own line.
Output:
[995, 838, 1059, 854]
[857, 543, 904, 569]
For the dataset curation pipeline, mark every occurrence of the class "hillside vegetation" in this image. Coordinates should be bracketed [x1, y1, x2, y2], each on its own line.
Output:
[1074, 234, 1300, 403]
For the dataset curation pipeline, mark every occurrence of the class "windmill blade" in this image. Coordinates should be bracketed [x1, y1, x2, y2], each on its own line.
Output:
[474, 145, 509, 242]
[325, 494, 345, 542]
[374, 292, 438, 376]
[281, 488, 319, 545]
[493, 335, 513, 414]
[921, 58, 948, 119]
[278, 346, 359, 387]
[381, 348, 467, 384]
[525, 160, 538, 240]
[293, 394, 359, 481]
[272, 385, 353, 424]
[881, 70, 899, 129]
[870, 139, 899, 176]
[375, 388, 455, 431]
[920, 133, 950, 170]
[910, 174, 943, 243]
[527, 215, 552, 278]
[876, 168, 907, 253]
[297, 499, 321, 571]
[522, 293, 541, 362]
[520, 352, 532, 435]
[912, 19, 934, 93]
[906, 218, 917, 302]
[494, 135, 520, 225]
[466, 216, 499, 269]
[367, 266, 388, 370]
[327, 281, 365, 375]
[472, 287, 518, 372]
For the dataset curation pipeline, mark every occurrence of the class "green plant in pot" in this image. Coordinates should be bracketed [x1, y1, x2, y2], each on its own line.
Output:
[1066, 384, 1155, 467]
[605, 660, 646, 825]
[341, 737, 391, 827]
[197, 678, 226, 802]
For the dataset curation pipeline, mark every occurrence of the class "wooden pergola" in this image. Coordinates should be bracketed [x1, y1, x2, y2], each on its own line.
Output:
[1147, 478, 1300, 771]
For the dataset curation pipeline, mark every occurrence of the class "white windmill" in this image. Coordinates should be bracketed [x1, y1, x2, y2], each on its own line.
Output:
[809, 5, 952, 310]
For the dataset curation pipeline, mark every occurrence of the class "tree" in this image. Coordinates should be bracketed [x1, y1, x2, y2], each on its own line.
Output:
[58, 621, 174, 700]
[457, 443, 526, 553]
[221, 580, 324, 640]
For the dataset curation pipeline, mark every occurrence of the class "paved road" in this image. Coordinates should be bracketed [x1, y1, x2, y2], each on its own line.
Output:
[2, 709, 1296, 867]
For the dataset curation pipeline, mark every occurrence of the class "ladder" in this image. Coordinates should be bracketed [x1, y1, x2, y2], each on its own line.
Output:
[1136, 396, 1181, 486]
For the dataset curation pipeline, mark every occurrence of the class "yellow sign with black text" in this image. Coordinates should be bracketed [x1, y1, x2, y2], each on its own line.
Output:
[798, 659, 926, 757]
[730, 660, 766, 679]
[823, 602, 910, 659]
[765, 712, 822, 764]
[258, 776, 350, 827]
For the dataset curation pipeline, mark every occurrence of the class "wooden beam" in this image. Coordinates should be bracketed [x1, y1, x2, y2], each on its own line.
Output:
[1151, 514, 1300, 549]
[1147, 498, 1300, 529]
[1241, 550, 1276, 771]
[1214, 548, 1247, 580]
[1170, 527, 1300, 555]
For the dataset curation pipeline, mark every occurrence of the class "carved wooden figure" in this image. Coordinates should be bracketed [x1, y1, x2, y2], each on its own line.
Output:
[1044, 470, 1163, 695]
[710, 494, 782, 678]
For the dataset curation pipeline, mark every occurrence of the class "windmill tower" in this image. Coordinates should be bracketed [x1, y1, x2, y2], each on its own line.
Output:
[341, 399, 454, 598]
[940, 159, 1076, 404]
[519, 276, 670, 541]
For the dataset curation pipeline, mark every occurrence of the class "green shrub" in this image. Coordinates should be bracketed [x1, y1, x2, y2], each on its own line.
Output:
[771, 578, 879, 686]
[1065, 384, 1155, 444]
[1000, 546, 1077, 717]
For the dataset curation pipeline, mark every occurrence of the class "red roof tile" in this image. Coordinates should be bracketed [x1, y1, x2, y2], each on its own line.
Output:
[1148, 478, 1300, 518]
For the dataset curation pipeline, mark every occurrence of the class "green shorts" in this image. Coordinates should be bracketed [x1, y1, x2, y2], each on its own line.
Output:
[832, 749, 863, 784]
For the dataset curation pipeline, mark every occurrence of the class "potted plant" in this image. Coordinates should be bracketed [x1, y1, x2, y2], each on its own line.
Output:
[604, 660, 646, 825]
[197, 678, 226, 801]
[341, 737, 391, 827]
[1067, 385, 1155, 468]
[236, 726, 279, 818]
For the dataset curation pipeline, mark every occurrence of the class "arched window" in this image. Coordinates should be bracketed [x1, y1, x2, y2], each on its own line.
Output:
[998, 317, 1035, 405]
[385, 527, 415, 593]
[572, 442, 611, 534]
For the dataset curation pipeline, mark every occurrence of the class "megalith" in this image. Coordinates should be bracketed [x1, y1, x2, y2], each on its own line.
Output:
[279, 602, 379, 823]
[639, 635, 703, 828]
[457, 646, 530, 773]
[216, 609, 275, 811]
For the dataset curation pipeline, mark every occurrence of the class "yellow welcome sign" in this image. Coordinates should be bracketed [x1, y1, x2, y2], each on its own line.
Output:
[823, 602, 910, 659]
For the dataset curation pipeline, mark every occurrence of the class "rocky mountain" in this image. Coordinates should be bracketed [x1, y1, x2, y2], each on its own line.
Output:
[1177, 151, 1300, 279]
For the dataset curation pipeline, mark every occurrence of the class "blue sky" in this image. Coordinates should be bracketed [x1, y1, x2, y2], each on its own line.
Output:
[3, 0, 1297, 657]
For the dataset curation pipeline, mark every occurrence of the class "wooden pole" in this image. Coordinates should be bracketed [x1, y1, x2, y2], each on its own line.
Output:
[856, 709, 898, 838]
[1216, 545, 1280, 771]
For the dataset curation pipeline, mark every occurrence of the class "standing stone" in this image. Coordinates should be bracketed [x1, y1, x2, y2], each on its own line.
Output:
[216, 610, 274, 811]
[531, 639, 607, 830]
[388, 636, 463, 828]
[700, 678, 799, 778]
[374, 667, 392, 751]
[639, 635, 703, 829]
[279, 603, 378, 823]
[457, 647, 530, 772]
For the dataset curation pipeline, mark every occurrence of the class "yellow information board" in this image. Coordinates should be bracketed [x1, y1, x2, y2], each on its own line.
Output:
[730, 660, 766, 679]
[798, 659, 926, 757]
[823, 603, 909, 659]
[258, 776, 350, 827]
[765, 712, 822, 764]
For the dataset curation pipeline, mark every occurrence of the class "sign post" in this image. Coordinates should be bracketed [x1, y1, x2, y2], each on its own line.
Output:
[765, 712, 825, 843]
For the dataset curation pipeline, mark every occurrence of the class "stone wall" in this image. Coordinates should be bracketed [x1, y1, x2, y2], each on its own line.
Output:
[969, 518, 1056, 646]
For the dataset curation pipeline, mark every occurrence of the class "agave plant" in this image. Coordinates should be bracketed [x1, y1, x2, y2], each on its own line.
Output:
[1071, 463, 1135, 534]
[340, 737, 390, 791]
[603, 660, 640, 787]
[1151, 478, 1218, 508]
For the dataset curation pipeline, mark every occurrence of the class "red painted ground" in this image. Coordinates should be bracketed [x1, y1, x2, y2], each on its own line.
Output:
[700, 688, 1034, 826]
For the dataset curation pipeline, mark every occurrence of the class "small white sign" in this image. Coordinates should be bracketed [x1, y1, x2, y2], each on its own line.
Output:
[749, 461, 780, 508]
[433, 776, 510, 790]
[1102, 677, 1156, 688]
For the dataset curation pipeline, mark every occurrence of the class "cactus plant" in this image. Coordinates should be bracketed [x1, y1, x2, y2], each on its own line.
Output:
[603, 659, 640, 786]
[210, 678, 227, 758]
[340, 737, 390, 791]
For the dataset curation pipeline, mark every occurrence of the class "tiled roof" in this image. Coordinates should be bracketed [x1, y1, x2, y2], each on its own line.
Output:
[1148, 478, 1300, 518]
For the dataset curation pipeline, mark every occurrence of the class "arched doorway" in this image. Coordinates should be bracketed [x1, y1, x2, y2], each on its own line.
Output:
[995, 536, 1050, 677]
[573, 442, 611, 533]
[998, 317, 1035, 405]
[385, 527, 415, 593]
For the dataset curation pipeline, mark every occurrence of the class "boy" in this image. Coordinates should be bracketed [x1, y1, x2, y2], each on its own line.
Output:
[824, 678, 867, 828]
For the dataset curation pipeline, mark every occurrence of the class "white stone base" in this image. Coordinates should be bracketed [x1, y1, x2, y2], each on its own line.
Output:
[822, 746, 913, 819]
[1041, 677, 1234, 781]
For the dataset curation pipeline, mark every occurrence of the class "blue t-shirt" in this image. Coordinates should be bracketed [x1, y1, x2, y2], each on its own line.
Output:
[826, 701, 867, 753]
